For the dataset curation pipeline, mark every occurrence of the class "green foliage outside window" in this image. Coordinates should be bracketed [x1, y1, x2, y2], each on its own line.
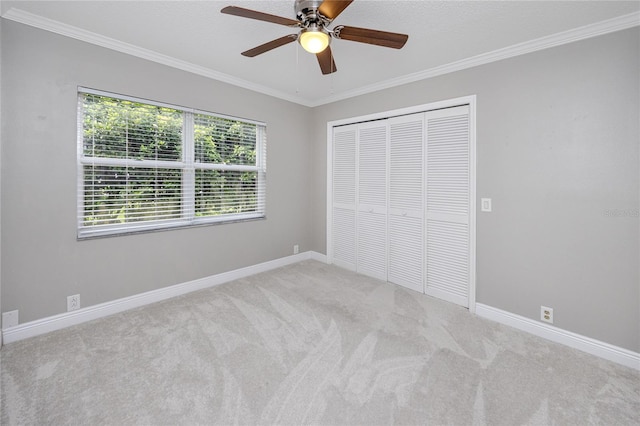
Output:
[80, 92, 264, 233]
[193, 114, 259, 217]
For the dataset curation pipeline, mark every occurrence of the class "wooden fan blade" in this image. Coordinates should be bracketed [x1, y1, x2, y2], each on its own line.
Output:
[242, 35, 298, 57]
[318, 0, 354, 21]
[316, 46, 337, 75]
[334, 25, 408, 49]
[221, 6, 300, 27]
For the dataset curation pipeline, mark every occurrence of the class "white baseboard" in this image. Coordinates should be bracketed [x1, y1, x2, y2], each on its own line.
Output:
[1, 251, 327, 344]
[476, 303, 640, 370]
[307, 251, 327, 263]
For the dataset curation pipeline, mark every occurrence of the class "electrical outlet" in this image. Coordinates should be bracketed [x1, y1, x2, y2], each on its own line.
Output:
[67, 294, 81, 312]
[2, 310, 19, 329]
[293, 244, 299, 254]
[541, 306, 553, 324]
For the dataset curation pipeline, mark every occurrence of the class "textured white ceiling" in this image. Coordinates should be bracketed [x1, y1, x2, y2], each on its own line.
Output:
[3, 1, 639, 105]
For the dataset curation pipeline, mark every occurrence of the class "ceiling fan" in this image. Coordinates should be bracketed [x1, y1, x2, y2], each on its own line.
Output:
[221, 0, 409, 75]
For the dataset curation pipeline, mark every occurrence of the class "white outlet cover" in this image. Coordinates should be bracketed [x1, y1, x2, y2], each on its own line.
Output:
[2, 310, 19, 329]
[67, 294, 81, 312]
[540, 305, 554, 324]
[481, 198, 492, 212]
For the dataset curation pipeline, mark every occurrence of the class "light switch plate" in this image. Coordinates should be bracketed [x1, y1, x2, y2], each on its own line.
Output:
[481, 198, 492, 212]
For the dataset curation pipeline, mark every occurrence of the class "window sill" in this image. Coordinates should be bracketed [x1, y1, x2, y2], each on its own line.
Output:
[77, 214, 266, 240]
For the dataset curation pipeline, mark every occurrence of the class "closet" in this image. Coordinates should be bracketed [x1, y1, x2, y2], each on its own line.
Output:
[329, 101, 475, 309]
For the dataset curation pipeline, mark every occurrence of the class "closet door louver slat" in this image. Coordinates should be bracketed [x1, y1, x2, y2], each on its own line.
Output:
[388, 114, 424, 292]
[357, 123, 388, 280]
[332, 125, 357, 270]
[425, 106, 471, 307]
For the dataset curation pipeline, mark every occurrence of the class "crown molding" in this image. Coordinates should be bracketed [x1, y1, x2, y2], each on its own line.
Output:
[308, 11, 640, 107]
[2, 8, 639, 108]
[1, 8, 315, 107]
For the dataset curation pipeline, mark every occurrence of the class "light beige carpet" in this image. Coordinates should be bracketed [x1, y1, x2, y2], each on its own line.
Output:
[1, 260, 638, 425]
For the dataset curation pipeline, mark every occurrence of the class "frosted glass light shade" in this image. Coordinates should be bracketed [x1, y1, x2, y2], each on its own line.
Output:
[299, 29, 330, 53]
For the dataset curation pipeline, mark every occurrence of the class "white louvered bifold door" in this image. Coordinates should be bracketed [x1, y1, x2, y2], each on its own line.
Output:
[425, 105, 471, 307]
[332, 124, 357, 270]
[357, 122, 388, 280]
[388, 113, 424, 292]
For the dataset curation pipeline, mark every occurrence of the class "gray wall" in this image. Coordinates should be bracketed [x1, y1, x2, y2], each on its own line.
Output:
[310, 28, 639, 352]
[2, 20, 638, 354]
[1, 21, 314, 324]
[0, 16, 3, 343]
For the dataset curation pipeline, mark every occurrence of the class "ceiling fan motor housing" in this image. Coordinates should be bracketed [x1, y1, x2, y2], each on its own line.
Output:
[295, 0, 326, 25]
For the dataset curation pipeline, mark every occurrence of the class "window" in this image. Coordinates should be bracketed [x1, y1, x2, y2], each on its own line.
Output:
[77, 88, 266, 238]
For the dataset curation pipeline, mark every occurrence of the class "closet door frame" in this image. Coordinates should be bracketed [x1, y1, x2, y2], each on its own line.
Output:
[326, 95, 477, 313]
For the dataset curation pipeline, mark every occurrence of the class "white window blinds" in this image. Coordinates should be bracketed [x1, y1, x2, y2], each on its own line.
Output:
[77, 88, 266, 238]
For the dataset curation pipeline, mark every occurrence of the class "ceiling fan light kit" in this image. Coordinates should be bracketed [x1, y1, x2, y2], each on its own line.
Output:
[299, 25, 330, 53]
[221, 0, 408, 75]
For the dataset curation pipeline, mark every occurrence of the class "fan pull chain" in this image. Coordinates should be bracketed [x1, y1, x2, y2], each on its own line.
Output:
[331, 65, 334, 95]
[330, 49, 335, 95]
[295, 42, 300, 95]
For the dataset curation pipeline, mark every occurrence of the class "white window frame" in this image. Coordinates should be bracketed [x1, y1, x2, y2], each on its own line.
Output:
[77, 87, 267, 239]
